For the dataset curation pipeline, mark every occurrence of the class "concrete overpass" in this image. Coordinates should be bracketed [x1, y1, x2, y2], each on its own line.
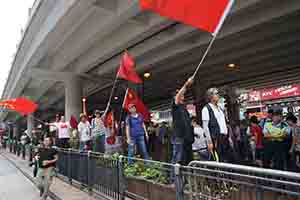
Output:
[2, 0, 300, 126]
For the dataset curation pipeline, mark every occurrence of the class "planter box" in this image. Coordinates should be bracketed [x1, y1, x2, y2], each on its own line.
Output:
[126, 177, 176, 200]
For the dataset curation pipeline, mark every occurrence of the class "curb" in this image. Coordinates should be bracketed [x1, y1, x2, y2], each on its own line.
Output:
[1, 152, 63, 200]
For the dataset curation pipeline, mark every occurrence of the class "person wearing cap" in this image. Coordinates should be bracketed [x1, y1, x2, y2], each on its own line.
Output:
[263, 108, 288, 170]
[171, 77, 195, 166]
[259, 109, 273, 129]
[78, 113, 91, 151]
[91, 110, 107, 153]
[126, 103, 150, 164]
[202, 88, 227, 162]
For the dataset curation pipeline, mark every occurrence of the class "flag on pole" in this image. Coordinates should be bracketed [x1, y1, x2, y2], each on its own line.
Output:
[117, 51, 143, 84]
[139, 0, 234, 36]
[122, 88, 150, 121]
[104, 111, 113, 128]
[106, 110, 117, 145]
[70, 115, 78, 129]
[0, 97, 38, 115]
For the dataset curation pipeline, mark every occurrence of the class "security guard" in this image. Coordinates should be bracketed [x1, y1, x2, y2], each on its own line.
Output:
[263, 108, 288, 170]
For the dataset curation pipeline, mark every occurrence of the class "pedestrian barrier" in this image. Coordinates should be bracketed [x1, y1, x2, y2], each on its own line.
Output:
[186, 161, 300, 200]
[8, 146, 300, 200]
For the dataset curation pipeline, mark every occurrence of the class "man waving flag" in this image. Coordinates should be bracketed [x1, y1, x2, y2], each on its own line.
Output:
[140, 0, 234, 36]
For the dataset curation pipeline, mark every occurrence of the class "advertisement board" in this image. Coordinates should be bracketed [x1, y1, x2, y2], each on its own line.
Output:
[248, 84, 300, 102]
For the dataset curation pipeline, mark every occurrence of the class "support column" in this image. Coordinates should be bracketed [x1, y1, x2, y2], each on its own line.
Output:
[13, 124, 18, 139]
[65, 77, 83, 122]
[27, 114, 34, 138]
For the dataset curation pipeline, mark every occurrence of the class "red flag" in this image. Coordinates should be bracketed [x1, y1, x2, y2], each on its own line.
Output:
[140, 0, 234, 36]
[106, 110, 116, 145]
[117, 52, 143, 84]
[70, 115, 78, 129]
[122, 88, 150, 121]
[104, 111, 113, 128]
[0, 98, 37, 115]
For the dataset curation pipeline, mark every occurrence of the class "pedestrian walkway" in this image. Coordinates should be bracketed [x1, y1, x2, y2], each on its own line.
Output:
[0, 150, 100, 200]
[0, 154, 41, 200]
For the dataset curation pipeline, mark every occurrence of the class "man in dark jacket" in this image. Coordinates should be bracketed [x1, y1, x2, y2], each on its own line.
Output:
[171, 77, 195, 166]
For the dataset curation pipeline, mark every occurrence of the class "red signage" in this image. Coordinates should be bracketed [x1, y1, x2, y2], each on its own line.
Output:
[248, 84, 300, 102]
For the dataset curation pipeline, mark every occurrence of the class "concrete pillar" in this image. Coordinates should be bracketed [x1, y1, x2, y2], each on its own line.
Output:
[65, 77, 82, 122]
[13, 124, 18, 138]
[27, 114, 34, 138]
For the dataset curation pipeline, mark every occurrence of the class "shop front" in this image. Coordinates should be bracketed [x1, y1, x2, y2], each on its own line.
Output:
[241, 84, 300, 118]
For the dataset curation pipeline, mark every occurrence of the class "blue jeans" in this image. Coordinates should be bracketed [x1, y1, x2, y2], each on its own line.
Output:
[93, 134, 106, 153]
[79, 141, 89, 152]
[128, 136, 149, 164]
[171, 138, 184, 164]
[170, 139, 184, 183]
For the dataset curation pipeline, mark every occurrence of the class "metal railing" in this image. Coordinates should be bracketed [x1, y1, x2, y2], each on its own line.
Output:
[184, 161, 300, 200]
[6, 146, 300, 200]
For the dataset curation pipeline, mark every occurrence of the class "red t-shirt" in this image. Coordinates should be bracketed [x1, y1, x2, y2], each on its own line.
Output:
[251, 124, 263, 149]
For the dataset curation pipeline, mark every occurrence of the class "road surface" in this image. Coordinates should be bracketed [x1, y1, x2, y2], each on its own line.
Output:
[0, 154, 41, 200]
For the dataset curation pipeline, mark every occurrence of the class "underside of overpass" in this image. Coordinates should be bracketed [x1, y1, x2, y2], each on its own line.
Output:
[2, 0, 300, 124]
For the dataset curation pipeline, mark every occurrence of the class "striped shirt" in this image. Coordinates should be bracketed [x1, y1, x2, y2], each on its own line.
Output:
[91, 118, 107, 137]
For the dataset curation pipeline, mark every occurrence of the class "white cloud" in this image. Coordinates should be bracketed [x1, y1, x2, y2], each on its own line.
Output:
[0, 0, 35, 97]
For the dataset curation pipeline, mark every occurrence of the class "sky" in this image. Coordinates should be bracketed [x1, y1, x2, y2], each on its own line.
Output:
[0, 0, 35, 96]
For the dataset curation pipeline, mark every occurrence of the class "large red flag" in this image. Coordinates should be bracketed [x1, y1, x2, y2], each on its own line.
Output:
[117, 51, 143, 84]
[140, 0, 234, 36]
[122, 88, 150, 121]
[0, 98, 37, 115]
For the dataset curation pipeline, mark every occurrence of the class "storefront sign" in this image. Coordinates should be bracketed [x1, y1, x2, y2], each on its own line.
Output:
[248, 84, 300, 102]
[261, 84, 300, 101]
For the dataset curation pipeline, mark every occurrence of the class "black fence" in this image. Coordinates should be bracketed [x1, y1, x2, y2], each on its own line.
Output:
[55, 149, 122, 200]
[2, 141, 27, 160]
[5, 145, 300, 200]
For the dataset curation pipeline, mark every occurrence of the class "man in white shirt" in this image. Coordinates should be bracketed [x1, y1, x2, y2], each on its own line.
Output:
[56, 116, 70, 148]
[202, 88, 230, 162]
[48, 114, 60, 146]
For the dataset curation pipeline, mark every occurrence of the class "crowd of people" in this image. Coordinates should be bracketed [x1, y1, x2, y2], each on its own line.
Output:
[3, 78, 300, 199]
[170, 77, 300, 172]
[19, 75, 300, 174]
[5, 78, 300, 198]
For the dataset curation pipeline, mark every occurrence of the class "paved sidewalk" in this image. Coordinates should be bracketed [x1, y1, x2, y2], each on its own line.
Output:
[1, 150, 101, 200]
[0, 154, 41, 200]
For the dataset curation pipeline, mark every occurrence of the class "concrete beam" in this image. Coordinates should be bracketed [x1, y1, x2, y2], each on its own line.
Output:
[92, 0, 300, 95]
[96, 0, 293, 76]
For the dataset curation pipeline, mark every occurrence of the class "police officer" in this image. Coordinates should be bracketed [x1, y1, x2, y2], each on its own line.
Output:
[263, 107, 288, 170]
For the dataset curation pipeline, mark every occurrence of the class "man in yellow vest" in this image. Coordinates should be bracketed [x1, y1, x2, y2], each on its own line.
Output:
[263, 108, 288, 170]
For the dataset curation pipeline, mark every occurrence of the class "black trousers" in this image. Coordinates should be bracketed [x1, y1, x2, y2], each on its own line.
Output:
[182, 142, 193, 166]
[263, 141, 286, 170]
[212, 134, 231, 162]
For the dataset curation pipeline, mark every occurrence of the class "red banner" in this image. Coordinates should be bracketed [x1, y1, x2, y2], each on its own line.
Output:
[261, 84, 300, 101]
[248, 84, 300, 102]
